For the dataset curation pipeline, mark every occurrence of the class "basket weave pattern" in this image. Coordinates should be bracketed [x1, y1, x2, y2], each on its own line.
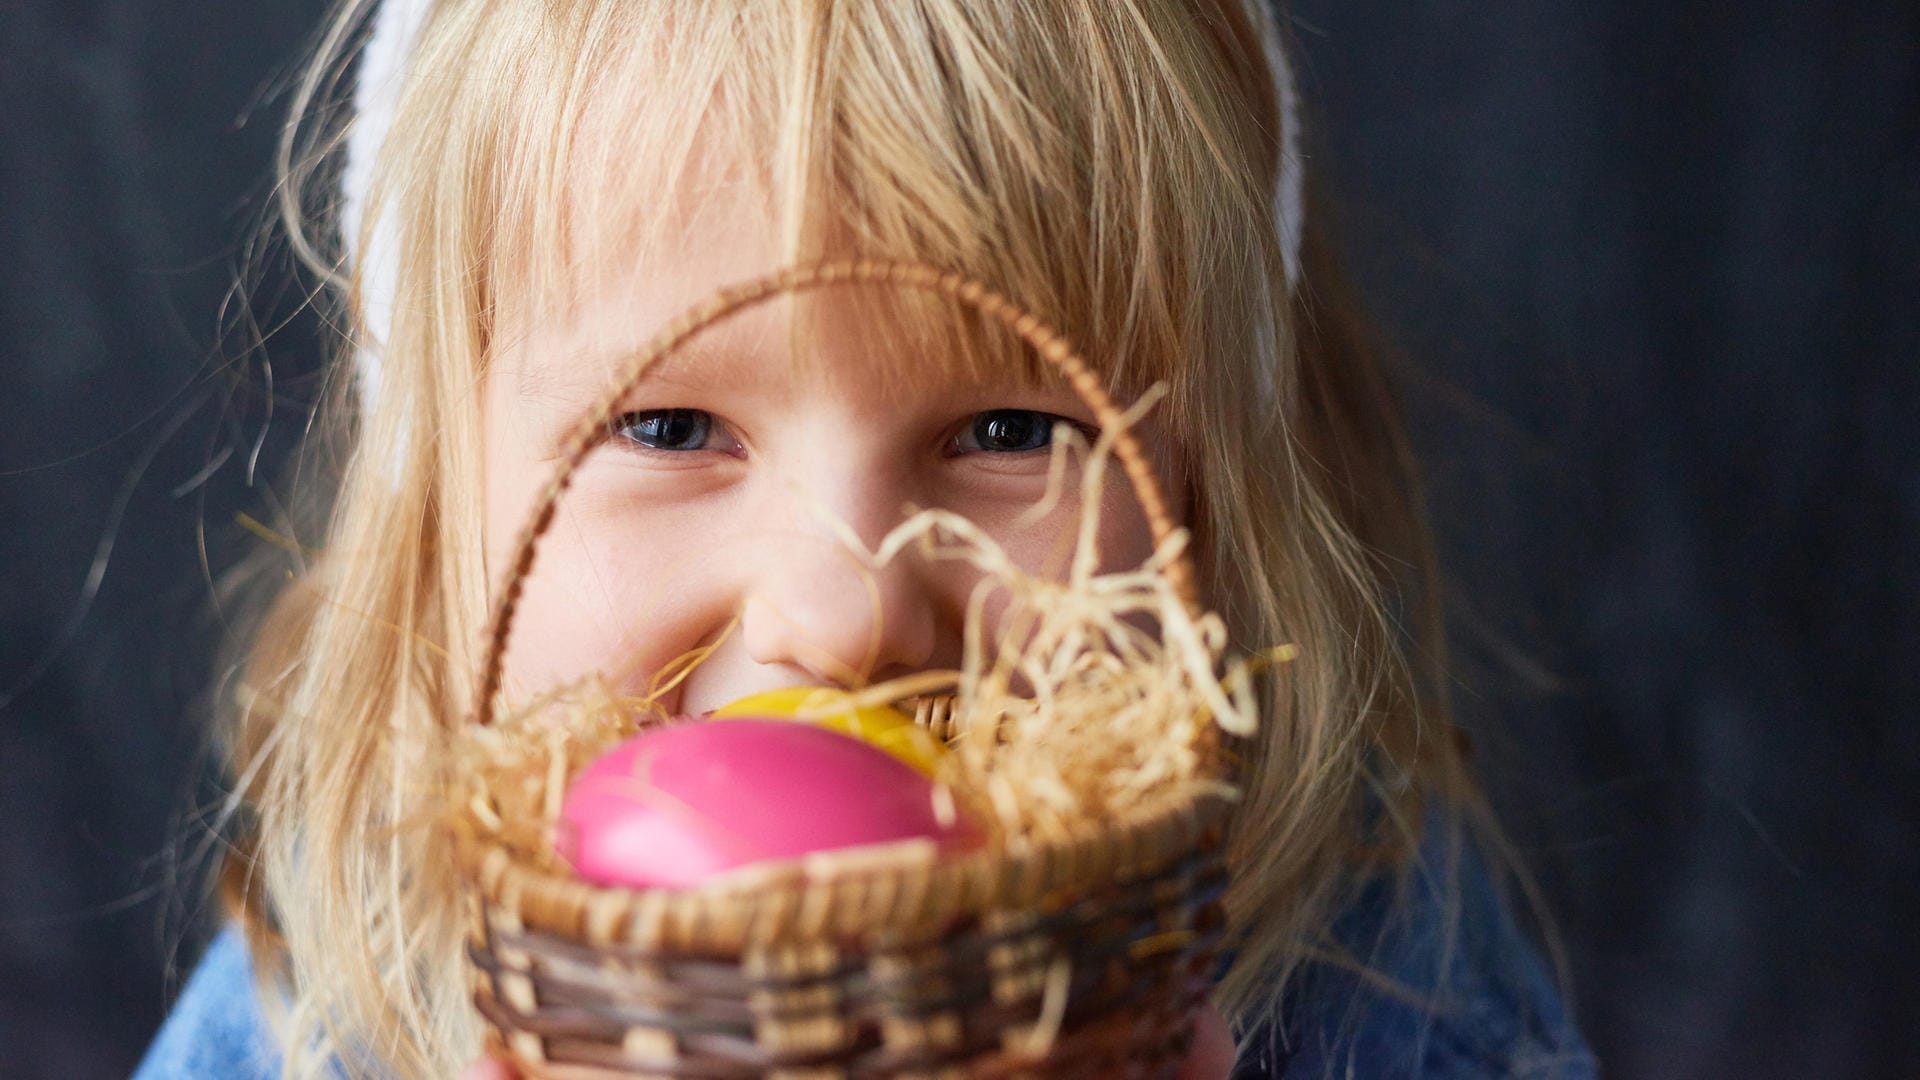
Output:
[457, 260, 1235, 1079]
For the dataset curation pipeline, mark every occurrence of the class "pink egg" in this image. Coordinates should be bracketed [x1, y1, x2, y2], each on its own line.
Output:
[557, 718, 975, 889]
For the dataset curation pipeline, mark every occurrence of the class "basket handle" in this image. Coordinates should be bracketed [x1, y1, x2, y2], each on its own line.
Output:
[473, 259, 1197, 728]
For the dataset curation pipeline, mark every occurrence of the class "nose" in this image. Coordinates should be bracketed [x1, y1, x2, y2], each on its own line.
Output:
[739, 516, 939, 689]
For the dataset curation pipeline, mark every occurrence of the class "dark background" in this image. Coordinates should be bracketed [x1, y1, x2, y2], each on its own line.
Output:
[2, 2, 1914, 1077]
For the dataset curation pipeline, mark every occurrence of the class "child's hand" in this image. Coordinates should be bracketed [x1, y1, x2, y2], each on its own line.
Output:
[1178, 1003, 1237, 1079]
[459, 1005, 1236, 1079]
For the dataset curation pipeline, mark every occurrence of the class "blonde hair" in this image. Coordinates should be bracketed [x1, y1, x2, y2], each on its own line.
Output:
[225, 1, 1478, 1075]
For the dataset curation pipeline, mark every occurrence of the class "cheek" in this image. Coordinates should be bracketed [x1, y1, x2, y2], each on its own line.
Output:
[982, 470, 1166, 582]
[480, 366, 735, 700]
[484, 463, 739, 700]
[969, 450, 1191, 664]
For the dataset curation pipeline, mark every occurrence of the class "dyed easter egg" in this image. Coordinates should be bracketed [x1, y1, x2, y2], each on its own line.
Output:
[557, 719, 974, 890]
[709, 687, 947, 776]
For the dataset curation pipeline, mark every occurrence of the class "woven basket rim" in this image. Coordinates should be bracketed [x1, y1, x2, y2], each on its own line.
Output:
[458, 784, 1234, 955]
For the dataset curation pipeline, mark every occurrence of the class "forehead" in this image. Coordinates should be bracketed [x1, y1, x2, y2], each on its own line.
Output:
[496, 111, 1055, 403]
[477, 6, 1190, 411]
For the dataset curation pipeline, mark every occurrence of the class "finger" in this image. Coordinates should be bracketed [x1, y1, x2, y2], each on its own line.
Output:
[459, 1057, 520, 1080]
[1176, 1003, 1237, 1080]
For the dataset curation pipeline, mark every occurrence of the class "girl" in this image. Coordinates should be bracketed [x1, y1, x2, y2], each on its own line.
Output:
[138, 1, 1594, 1077]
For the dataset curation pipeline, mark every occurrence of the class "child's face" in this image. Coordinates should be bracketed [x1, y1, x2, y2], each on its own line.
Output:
[481, 151, 1180, 716]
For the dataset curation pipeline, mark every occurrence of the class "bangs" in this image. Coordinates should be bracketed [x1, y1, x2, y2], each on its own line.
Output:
[444, 0, 1286, 419]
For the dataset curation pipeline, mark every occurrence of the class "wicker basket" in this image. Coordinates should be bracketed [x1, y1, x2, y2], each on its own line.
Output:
[455, 260, 1238, 1080]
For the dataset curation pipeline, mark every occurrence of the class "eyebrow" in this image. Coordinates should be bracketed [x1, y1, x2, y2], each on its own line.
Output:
[514, 337, 751, 408]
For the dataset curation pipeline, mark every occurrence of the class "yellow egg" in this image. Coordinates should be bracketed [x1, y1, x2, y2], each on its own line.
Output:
[710, 687, 946, 777]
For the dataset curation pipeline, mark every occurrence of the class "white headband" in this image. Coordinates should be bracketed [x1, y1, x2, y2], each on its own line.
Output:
[340, 0, 431, 407]
[341, 0, 1307, 404]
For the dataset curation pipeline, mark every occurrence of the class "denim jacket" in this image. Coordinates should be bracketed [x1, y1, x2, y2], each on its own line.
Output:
[136, 824, 1595, 1079]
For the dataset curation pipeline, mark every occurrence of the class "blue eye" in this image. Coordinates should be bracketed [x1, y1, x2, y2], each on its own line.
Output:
[955, 410, 1090, 454]
[612, 409, 715, 451]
